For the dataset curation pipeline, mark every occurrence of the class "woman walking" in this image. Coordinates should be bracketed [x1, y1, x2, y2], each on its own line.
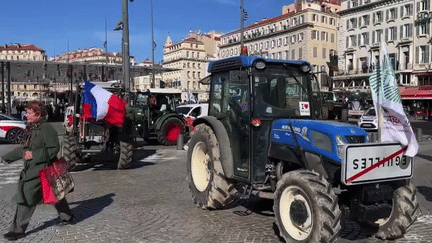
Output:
[1, 101, 74, 241]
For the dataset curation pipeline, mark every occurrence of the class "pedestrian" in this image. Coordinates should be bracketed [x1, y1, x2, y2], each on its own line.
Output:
[0, 101, 75, 241]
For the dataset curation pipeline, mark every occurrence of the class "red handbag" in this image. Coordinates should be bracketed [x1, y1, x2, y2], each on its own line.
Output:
[39, 158, 75, 204]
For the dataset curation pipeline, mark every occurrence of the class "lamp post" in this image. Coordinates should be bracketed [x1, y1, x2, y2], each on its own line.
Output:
[115, 0, 133, 100]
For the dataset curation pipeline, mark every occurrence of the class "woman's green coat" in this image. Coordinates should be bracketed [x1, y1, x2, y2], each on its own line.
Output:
[3, 123, 59, 206]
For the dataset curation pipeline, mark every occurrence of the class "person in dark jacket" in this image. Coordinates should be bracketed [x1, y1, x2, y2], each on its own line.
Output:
[1, 101, 75, 241]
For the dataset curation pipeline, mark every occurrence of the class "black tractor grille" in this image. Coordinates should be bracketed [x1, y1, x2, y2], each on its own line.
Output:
[345, 135, 365, 143]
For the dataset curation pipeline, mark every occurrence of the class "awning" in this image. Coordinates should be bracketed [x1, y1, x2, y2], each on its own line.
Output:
[416, 72, 432, 76]
[399, 86, 432, 100]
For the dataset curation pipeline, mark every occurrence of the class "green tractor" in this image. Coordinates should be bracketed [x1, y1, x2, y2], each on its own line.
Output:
[321, 91, 349, 122]
[62, 81, 133, 170]
[128, 89, 185, 145]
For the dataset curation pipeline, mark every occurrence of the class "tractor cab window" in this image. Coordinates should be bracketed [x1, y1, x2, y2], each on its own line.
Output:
[135, 93, 149, 109]
[253, 66, 312, 118]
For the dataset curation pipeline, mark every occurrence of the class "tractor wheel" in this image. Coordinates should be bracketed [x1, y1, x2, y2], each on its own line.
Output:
[373, 182, 419, 240]
[63, 134, 80, 171]
[321, 106, 329, 120]
[116, 141, 133, 169]
[157, 117, 185, 145]
[340, 108, 348, 122]
[187, 124, 238, 209]
[274, 170, 341, 243]
[6, 128, 24, 144]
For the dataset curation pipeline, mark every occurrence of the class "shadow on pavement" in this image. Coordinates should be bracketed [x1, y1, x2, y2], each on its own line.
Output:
[26, 193, 115, 235]
[69, 150, 158, 172]
[416, 153, 432, 162]
[417, 186, 432, 202]
[236, 196, 378, 242]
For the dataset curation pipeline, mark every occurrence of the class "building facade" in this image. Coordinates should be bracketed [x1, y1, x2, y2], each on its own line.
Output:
[0, 44, 46, 61]
[51, 47, 122, 64]
[162, 30, 222, 102]
[336, 0, 432, 115]
[219, 0, 341, 90]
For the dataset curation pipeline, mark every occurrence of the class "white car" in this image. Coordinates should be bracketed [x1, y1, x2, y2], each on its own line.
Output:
[0, 114, 26, 144]
[176, 103, 209, 118]
[358, 108, 377, 131]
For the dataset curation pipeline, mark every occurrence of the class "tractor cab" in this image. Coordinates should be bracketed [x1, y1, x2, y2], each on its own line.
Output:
[206, 57, 318, 183]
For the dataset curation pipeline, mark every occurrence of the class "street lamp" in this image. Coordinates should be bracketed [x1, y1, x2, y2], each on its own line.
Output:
[114, 0, 134, 100]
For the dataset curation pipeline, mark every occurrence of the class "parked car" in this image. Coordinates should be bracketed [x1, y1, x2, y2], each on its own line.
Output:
[358, 107, 377, 131]
[0, 114, 26, 144]
[176, 103, 209, 133]
[176, 103, 208, 118]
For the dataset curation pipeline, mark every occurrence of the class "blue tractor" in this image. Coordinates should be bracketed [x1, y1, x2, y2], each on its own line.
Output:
[186, 56, 418, 242]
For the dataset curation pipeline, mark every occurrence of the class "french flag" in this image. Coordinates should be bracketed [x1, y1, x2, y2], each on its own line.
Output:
[82, 81, 126, 127]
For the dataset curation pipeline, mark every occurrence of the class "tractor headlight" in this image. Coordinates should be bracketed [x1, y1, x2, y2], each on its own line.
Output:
[300, 64, 311, 73]
[336, 135, 347, 157]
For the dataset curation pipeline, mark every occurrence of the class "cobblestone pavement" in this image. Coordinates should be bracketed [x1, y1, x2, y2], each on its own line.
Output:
[1, 138, 432, 242]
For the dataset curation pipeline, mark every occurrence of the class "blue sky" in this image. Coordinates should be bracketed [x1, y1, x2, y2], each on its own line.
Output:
[1, 0, 293, 63]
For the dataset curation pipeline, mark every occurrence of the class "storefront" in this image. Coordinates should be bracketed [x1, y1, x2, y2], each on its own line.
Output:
[399, 85, 432, 120]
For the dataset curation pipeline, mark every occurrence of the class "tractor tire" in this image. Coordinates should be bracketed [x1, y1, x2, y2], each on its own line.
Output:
[340, 108, 348, 122]
[187, 124, 238, 209]
[157, 117, 185, 145]
[373, 182, 419, 240]
[63, 134, 80, 171]
[321, 106, 329, 120]
[274, 170, 341, 243]
[116, 141, 133, 169]
[6, 128, 24, 144]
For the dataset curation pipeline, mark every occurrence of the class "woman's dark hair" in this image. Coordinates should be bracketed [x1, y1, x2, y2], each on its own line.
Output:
[26, 101, 47, 118]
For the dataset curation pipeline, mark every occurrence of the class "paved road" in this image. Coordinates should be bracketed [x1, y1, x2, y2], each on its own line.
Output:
[0, 122, 431, 242]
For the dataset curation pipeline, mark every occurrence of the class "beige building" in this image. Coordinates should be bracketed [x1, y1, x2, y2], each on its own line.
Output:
[219, 0, 341, 90]
[162, 30, 222, 102]
[133, 73, 163, 91]
[0, 44, 46, 61]
[335, 0, 418, 91]
[52, 47, 122, 64]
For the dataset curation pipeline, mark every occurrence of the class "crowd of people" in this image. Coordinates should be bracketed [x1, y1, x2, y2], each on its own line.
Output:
[11, 102, 70, 121]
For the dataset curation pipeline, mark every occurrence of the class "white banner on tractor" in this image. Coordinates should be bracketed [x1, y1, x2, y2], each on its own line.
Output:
[369, 43, 418, 157]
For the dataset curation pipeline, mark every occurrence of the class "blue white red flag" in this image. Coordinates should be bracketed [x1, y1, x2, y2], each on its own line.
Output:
[82, 81, 126, 127]
[369, 43, 418, 157]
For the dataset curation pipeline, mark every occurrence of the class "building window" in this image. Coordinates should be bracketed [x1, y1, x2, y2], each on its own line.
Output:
[416, 45, 430, 63]
[360, 15, 370, 27]
[321, 31, 327, 41]
[373, 11, 383, 24]
[347, 35, 357, 47]
[311, 30, 318, 40]
[420, 0, 428, 11]
[360, 32, 369, 45]
[292, 49, 295, 59]
[387, 8, 397, 21]
[418, 22, 430, 35]
[330, 18, 335, 25]
[388, 27, 397, 41]
[313, 47, 318, 58]
[402, 23, 413, 38]
[291, 35, 297, 43]
[372, 29, 382, 43]
[331, 33, 335, 43]
[271, 40, 275, 48]
[298, 33, 304, 41]
[278, 38, 282, 47]
[312, 14, 318, 22]
[321, 16, 327, 23]
[322, 48, 326, 59]
[348, 18, 357, 29]
[299, 48, 302, 60]
[299, 15, 305, 24]
[285, 51, 290, 60]
[401, 4, 413, 17]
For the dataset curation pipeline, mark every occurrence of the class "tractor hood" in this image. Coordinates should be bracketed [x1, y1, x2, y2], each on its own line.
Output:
[271, 119, 368, 163]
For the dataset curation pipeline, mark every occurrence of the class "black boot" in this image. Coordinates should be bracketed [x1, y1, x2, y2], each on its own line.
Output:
[3, 231, 26, 241]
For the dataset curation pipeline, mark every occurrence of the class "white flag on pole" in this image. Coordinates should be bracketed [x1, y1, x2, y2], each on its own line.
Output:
[369, 43, 418, 157]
